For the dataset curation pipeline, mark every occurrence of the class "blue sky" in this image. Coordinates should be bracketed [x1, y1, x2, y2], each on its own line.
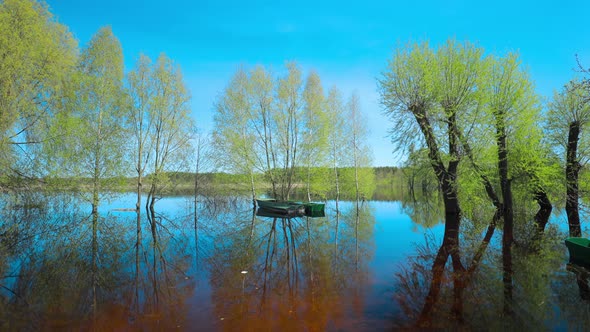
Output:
[47, 0, 590, 166]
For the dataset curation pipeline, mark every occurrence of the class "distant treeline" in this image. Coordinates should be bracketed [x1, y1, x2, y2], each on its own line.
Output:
[136, 166, 407, 200]
[12, 166, 408, 200]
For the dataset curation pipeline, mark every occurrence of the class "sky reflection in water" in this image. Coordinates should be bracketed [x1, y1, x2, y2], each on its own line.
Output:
[1, 194, 587, 330]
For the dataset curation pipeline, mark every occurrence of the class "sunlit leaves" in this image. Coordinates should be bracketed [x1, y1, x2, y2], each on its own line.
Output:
[380, 39, 552, 226]
[213, 63, 374, 200]
[547, 81, 590, 162]
[0, 0, 77, 179]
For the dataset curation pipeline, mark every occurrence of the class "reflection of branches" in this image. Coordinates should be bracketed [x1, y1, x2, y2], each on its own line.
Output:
[416, 215, 499, 326]
[570, 264, 590, 301]
[401, 192, 444, 229]
[205, 200, 376, 331]
[0, 194, 196, 330]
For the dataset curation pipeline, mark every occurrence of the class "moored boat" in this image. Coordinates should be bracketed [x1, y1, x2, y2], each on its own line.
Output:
[255, 198, 325, 217]
[565, 237, 590, 266]
[302, 202, 324, 214]
[255, 199, 305, 215]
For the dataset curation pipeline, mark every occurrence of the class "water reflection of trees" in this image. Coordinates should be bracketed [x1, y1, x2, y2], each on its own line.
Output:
[1, 193, 123, 329]
[400, 189, 444, 229]
[206, 200, 375, 331]
[0, 193, 195, 330]
[391, 220, 585, 330]
[552, 263, 590, 330]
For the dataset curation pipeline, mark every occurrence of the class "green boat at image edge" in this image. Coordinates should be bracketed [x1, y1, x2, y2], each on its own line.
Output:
[255, 198, 325, 216]
[565, 237, 590, 266]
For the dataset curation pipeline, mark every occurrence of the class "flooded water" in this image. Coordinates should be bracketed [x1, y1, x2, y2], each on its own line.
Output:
[0, 193, 588, 330]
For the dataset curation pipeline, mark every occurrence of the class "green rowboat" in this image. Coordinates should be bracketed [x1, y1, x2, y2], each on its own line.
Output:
[303, 202, 325, 214]
[565, 237, 590, 266]
[255, 199, 305, 215]
[255, 199, 325, 217]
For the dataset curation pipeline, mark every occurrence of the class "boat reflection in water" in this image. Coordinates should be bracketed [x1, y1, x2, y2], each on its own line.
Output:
[209, 199, 376, 331]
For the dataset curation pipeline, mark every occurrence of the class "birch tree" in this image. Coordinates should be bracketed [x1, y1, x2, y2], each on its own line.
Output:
[0, 0, 77, 182]
[59, 26, 126, 316]
[212, 68, 258, 201]
[72, 26, 127, 214]
[302, 71, 330, 200]
[127, 54, 154, 212]
[213, 63, 373, 201]
[344, 92, 374, 203]
[326, 87, 346, 205]
[248, 66, 277, 198]
[146, 54, 194, 210]
[275, 62, 304, 199]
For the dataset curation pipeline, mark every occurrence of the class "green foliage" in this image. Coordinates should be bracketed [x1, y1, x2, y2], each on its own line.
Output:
[306, 167, 333, 199]
[0, 0, 77, 180]
[379, 39, 556, 234]
[212, 68, 256, 175]
[400, 190, 445, 228]
[45, 26, 128, 206]
[302, 71, 331, 198]
[546, 80, 590, 151]
[213, 64, 373, 200]
[546, 81, 590, 194]
[145, 54, 194, 187]
[337, 167, 375, 200]
[372, 167, 406, 200]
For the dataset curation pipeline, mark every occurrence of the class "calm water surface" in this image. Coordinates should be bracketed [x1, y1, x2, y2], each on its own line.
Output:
[0, 193, 588, 330]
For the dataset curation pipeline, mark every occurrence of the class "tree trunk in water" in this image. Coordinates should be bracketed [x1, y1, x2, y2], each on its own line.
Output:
[566, 121, 581, 237]
[135, 169, 142, 313]
[307, 165, 312, 202]
[417, 243, 449, 326]
[249, 171, 256, 207]
[411, 106, 465, 325]
[194, 165, 200, 269]
[91, 208, 98, 320]
[496, 112, 514, 316]
[418, 175, 463, 325]
[134, 208, 141, 313]
[146, 198, 159, 310]
[532, 188, 552, 244]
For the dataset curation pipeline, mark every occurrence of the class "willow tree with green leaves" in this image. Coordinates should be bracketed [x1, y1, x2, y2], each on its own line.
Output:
[380, 40, 555, 323]
[379, 42, 468, 276]
[547, 80, 590, 237]
[0, 0, 77, 182]
[480, 53, 550, 313]
[379, 41, 485, 322]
